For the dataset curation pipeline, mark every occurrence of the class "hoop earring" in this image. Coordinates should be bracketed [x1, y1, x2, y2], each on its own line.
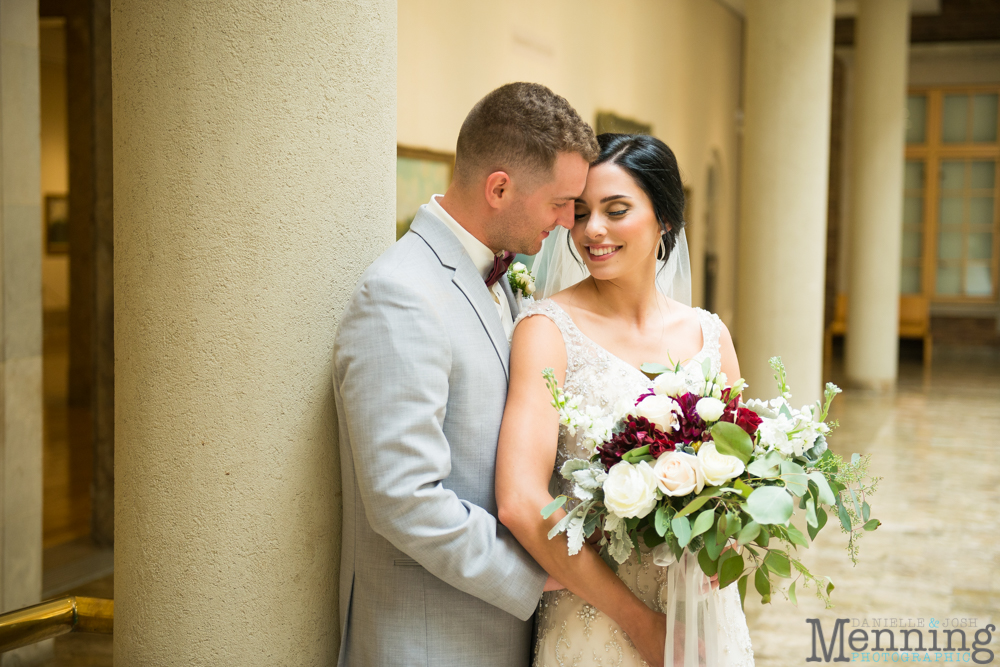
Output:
[656, 234, 667, 262]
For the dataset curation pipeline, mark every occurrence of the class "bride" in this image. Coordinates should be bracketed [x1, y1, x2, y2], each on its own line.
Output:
[496, 134, 755, 667]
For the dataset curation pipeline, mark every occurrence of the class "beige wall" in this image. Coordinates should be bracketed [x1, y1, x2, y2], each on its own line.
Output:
[40, 19, 69, 311]
[398, 0, 744, 325]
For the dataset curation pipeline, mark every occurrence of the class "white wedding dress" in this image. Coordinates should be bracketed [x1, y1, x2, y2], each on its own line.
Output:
[515, 299, 755, 667]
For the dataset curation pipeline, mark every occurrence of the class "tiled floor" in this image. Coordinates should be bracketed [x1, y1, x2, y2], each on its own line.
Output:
[744, 346, 1000, 665]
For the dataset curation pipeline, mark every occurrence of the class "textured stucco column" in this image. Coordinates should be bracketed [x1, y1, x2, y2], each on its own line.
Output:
[845, 0, 911, 391]
[112, 1, 395, 663]
[737, 0, 834, 406]
[0, 0, 48, 664]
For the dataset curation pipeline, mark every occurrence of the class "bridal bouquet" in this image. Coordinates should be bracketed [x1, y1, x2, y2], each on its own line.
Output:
[541, 357, 880, 609]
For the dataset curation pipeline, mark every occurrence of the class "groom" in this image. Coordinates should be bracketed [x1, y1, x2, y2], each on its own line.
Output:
[333, 83, 595, 665]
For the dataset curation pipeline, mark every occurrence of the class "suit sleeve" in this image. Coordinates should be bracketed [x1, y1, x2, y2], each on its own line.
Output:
[334, 273, 547, 620]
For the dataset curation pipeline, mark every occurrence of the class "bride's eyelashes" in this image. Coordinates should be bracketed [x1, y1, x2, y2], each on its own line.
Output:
[606, 206, 629, 218]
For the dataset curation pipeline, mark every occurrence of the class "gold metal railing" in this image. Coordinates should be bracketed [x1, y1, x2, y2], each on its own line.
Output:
[0, 596, 113, 653]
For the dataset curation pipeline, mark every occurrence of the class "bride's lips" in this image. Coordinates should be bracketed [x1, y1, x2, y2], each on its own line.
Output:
[586, 244, 622, 261]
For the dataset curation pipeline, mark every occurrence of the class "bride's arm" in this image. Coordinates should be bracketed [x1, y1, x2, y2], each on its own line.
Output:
[496, 315, 665, 667]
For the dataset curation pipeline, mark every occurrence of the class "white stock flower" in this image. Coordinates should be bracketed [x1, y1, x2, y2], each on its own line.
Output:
[695, 397, 726, 422]
[634, 395, 680, 433]
[603, 461, 659, 519]
[697, 442, 745, 486]
[651, 451, 705, 497]
[653, 371, 688, 398]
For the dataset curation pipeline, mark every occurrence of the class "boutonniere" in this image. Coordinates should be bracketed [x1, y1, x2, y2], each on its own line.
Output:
[507, 262, 536, 301]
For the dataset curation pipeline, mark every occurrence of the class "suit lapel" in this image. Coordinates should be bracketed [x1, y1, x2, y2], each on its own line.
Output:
[410, 208, 511, 380]
[500, 275, 519, 321]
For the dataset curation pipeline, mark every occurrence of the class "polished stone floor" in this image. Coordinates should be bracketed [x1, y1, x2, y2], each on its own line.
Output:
[743, 345, 1000, 665]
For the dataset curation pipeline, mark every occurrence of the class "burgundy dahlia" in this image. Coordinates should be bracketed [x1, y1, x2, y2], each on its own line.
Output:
[597, 416, 675, 468]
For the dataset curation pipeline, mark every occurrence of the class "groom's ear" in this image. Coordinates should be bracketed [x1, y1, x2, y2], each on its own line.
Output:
[484, 171, 511, 210]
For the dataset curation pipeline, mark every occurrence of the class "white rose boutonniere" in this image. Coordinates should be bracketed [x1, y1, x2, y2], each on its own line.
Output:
[507, 262, 536, 305]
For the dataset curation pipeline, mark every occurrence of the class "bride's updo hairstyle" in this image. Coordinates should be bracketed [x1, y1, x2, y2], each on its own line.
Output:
[586, 133, 686, 263]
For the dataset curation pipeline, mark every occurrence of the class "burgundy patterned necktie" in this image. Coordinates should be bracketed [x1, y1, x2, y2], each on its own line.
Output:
[485, 251, 515, 288]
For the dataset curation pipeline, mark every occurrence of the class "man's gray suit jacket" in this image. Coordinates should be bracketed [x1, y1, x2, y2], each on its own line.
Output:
[333, 207, 547, 666]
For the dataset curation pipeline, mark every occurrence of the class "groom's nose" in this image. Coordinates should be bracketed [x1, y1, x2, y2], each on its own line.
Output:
[555, 206, 574, 231]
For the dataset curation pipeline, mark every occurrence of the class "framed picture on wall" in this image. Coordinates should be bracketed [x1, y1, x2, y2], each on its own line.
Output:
[595, 111, 652, 136]
[45, 194, 69, 254]
[396, 146, 454, 240]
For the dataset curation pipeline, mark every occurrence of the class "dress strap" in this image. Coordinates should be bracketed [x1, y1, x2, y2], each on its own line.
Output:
[513, 299, 584, 367]
[695, 308, 724, 375]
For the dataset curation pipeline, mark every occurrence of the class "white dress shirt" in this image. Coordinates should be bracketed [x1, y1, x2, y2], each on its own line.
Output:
[427, 195, 514, 340]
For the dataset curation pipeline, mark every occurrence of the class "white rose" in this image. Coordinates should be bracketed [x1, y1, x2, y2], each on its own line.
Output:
[511, 262, 526, 272]
[603, 461, 658, 518]
[697, 442, 745, 486]
[651, 451, 705, 497]
[633, 395, 679, 433]
[696, 397, 726, 422]
[653, 371, 688, 397]
[525, 282, 535, 295]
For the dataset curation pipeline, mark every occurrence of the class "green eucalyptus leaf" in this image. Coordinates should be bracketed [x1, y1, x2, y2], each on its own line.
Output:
[786, 523, 809, 548]
[754, 567, 771, 603]
[788, 581, 798, 606]
[640, 362, 670, 377]
[851, 453, 861, 465]
[705, 524, 724, 560]
[808, 506, 828, 541]
[710, 422, 753, 464]
[677, 487, 725, 517]
[745, 486, 794, 525]
[733, 478, 754, 498]
[764, 550, 791, 578]
[863, 519, 881, 531]
[754, 525, 771, 548]
[805, 497, 818, 528]
[725, 512, 742, 538]
[737, 520, 761, 546]
[738, 574, 749, 609]
[701, 357, 713, 378]
[806, 472, 836, 505]
[849, 488, 862, 518]
[862, 501, 871, 523]
[643, 525, 666, 548]
[719, 549, 745, 589]
[691, 509, 716, 539]
[837, 498, 852, 531]
[698, 546, 718, 577]
[672, 514, 692, 548]
[541, 495, 568, 519]
[654, 505, 669, 537]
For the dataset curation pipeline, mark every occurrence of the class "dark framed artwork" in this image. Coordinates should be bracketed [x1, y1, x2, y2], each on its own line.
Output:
[595, 112, 652, 136]
[396, 146, 454, 240]
[45, 194, 69, 254]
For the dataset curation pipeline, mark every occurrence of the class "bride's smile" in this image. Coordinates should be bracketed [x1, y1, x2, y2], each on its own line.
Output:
[572, 162, 664, 281]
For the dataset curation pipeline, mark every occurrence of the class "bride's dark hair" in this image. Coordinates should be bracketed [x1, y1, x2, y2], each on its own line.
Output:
[569, 133, 686, 264]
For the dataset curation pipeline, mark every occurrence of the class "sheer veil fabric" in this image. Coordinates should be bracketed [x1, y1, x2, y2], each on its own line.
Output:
[531, 227, 692, 305]
[528, 228, 748, 667]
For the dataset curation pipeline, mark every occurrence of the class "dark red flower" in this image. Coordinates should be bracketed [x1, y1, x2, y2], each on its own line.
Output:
[596, 416, 675, 468]
[714, 387, 762, 438]
[663, 392, 708, 447]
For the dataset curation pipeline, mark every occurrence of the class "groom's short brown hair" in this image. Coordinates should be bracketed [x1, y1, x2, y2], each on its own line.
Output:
[453, 83, 598, 186]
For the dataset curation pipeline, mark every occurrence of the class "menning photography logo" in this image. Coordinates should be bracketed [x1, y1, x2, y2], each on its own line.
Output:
[806, 618, 996, 664]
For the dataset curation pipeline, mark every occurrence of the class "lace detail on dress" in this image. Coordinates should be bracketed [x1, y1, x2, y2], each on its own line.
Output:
[516, 299, 754, 667]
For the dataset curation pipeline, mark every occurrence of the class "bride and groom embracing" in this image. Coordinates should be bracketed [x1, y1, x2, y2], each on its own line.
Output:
[333, 82, 755, 667]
